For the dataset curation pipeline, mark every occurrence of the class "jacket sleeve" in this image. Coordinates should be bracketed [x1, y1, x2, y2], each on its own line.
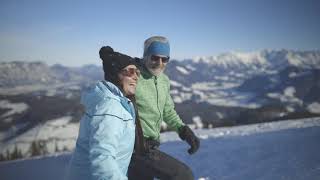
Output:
[89, 114, 128, 180]
[163, 83, 185, 132]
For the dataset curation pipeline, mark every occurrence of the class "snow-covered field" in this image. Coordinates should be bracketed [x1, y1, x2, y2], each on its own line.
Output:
[0, 116, 79, 156]
[1, 117, 320, 180]
[0, 100, 29, 123]
[170, 79, 261, 108]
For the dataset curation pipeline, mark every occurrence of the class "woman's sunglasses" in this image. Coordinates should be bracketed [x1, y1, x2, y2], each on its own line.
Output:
[151, 55, 169, 63]
[121, 67, 141, 77]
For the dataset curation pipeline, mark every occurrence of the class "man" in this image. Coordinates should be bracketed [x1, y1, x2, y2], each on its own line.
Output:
[128, 36, 200, 180]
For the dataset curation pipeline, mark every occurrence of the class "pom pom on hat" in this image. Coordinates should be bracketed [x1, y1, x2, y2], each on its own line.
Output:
[99, 46, 137, 82]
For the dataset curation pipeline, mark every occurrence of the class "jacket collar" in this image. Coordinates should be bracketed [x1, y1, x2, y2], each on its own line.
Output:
[101, 81, 125, 99]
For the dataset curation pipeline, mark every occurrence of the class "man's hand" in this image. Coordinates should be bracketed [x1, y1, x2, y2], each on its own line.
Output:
[178, 126, 200, 155]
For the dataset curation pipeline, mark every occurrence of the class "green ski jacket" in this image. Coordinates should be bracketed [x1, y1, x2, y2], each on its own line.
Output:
[135, 65, 184, 141]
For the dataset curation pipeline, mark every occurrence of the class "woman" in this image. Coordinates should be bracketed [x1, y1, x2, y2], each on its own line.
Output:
[66, 46, 140, 180]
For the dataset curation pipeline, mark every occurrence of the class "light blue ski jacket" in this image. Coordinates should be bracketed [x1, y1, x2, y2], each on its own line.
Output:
[67, 81, 135, 180]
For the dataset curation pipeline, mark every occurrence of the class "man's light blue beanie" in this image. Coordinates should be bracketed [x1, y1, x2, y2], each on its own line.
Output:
[143, 36, 170, 58]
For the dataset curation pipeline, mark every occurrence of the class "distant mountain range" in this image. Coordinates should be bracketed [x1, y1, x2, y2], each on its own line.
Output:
[0, 61, 103, 88]
[1, 49, 320, 158]
[165, 49, 320, 125]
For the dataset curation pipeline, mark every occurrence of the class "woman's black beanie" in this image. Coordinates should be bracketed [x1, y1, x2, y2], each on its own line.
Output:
[99, 46, 137, 84]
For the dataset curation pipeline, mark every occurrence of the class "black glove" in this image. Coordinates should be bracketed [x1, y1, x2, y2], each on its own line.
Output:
[178, 126, 200, 155]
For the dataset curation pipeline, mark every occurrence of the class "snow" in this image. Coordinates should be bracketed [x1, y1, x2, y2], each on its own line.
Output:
[0, 116, 79, 156]
[190, 50, 320, 76]
[173, 96, 183, 103]
[169, 89, 178, 95]
[0, 100, 29, 120]
[191, 82, 218, 91]
[163, 125, 320, 180]
[214, 76, 229, 81]
[187, 81, 261, 108]
[281, 87, 303, 105]
[286, 106, 295, 112]
[176, 66, 190, 75]
[192, 56, 210, 64]
[267, 88, 303, 107]
[204, 92, 259, 108]
[213, 82, 240, 90]
[1, 117, 320, 180]
[284, 86, 296, 97]
[0, 82, 80, 95]
[174, 50, 320, 110]
[192, 51, 268, 67]
[192, 116, 203, 129]
[267, 92, 281, 99]
[0, 122, 29, 141]
[169, 80, 182, 87]
[287, 52, 302, 67]
[186, 65, 196, 71]
[161, 117, 320, 142]
[161, 121, 168, 130]
[307, 102, 320, 114]
[45, 89, 58, 96]
[172, 92, 192, 103]
[289, 72, 298, 78]
[286, 51, 320, 69]
[216, 112, 224, 119]
[233, 73, 245, 78]
[182, 86, 192, 92]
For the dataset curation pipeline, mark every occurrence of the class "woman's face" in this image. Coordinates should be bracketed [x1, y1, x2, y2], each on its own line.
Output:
[118, 65, 140, 96]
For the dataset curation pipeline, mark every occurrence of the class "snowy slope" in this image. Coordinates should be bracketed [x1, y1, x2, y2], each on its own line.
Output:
[0, 116, 79, 156]
[1, 117, 320, 180]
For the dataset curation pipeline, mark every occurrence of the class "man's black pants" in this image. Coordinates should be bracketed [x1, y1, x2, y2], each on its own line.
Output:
[128, 148, 194, 180]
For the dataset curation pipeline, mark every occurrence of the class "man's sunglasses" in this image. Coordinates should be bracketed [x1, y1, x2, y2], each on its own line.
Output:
[151, 55, 169, 63]
[121, 67, 141, 77]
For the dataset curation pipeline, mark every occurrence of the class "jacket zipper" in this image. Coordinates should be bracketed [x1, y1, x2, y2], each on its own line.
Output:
[154, 76, 162, 139]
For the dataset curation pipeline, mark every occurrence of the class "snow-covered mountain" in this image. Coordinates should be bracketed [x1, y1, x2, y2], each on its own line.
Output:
[0, 61, 55, 88]
[191, 49, 320, 71]
[164, 49, 320, 125]
[1, 49, 320, 160]
[167, 49, 320, 89]
[0, 61, 103, 88]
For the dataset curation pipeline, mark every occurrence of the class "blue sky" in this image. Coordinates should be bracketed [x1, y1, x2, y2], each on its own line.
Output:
[0, 0, 319, 66]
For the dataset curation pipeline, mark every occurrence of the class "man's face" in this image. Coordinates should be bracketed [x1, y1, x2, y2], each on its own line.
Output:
[145, 55, 169, 76]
